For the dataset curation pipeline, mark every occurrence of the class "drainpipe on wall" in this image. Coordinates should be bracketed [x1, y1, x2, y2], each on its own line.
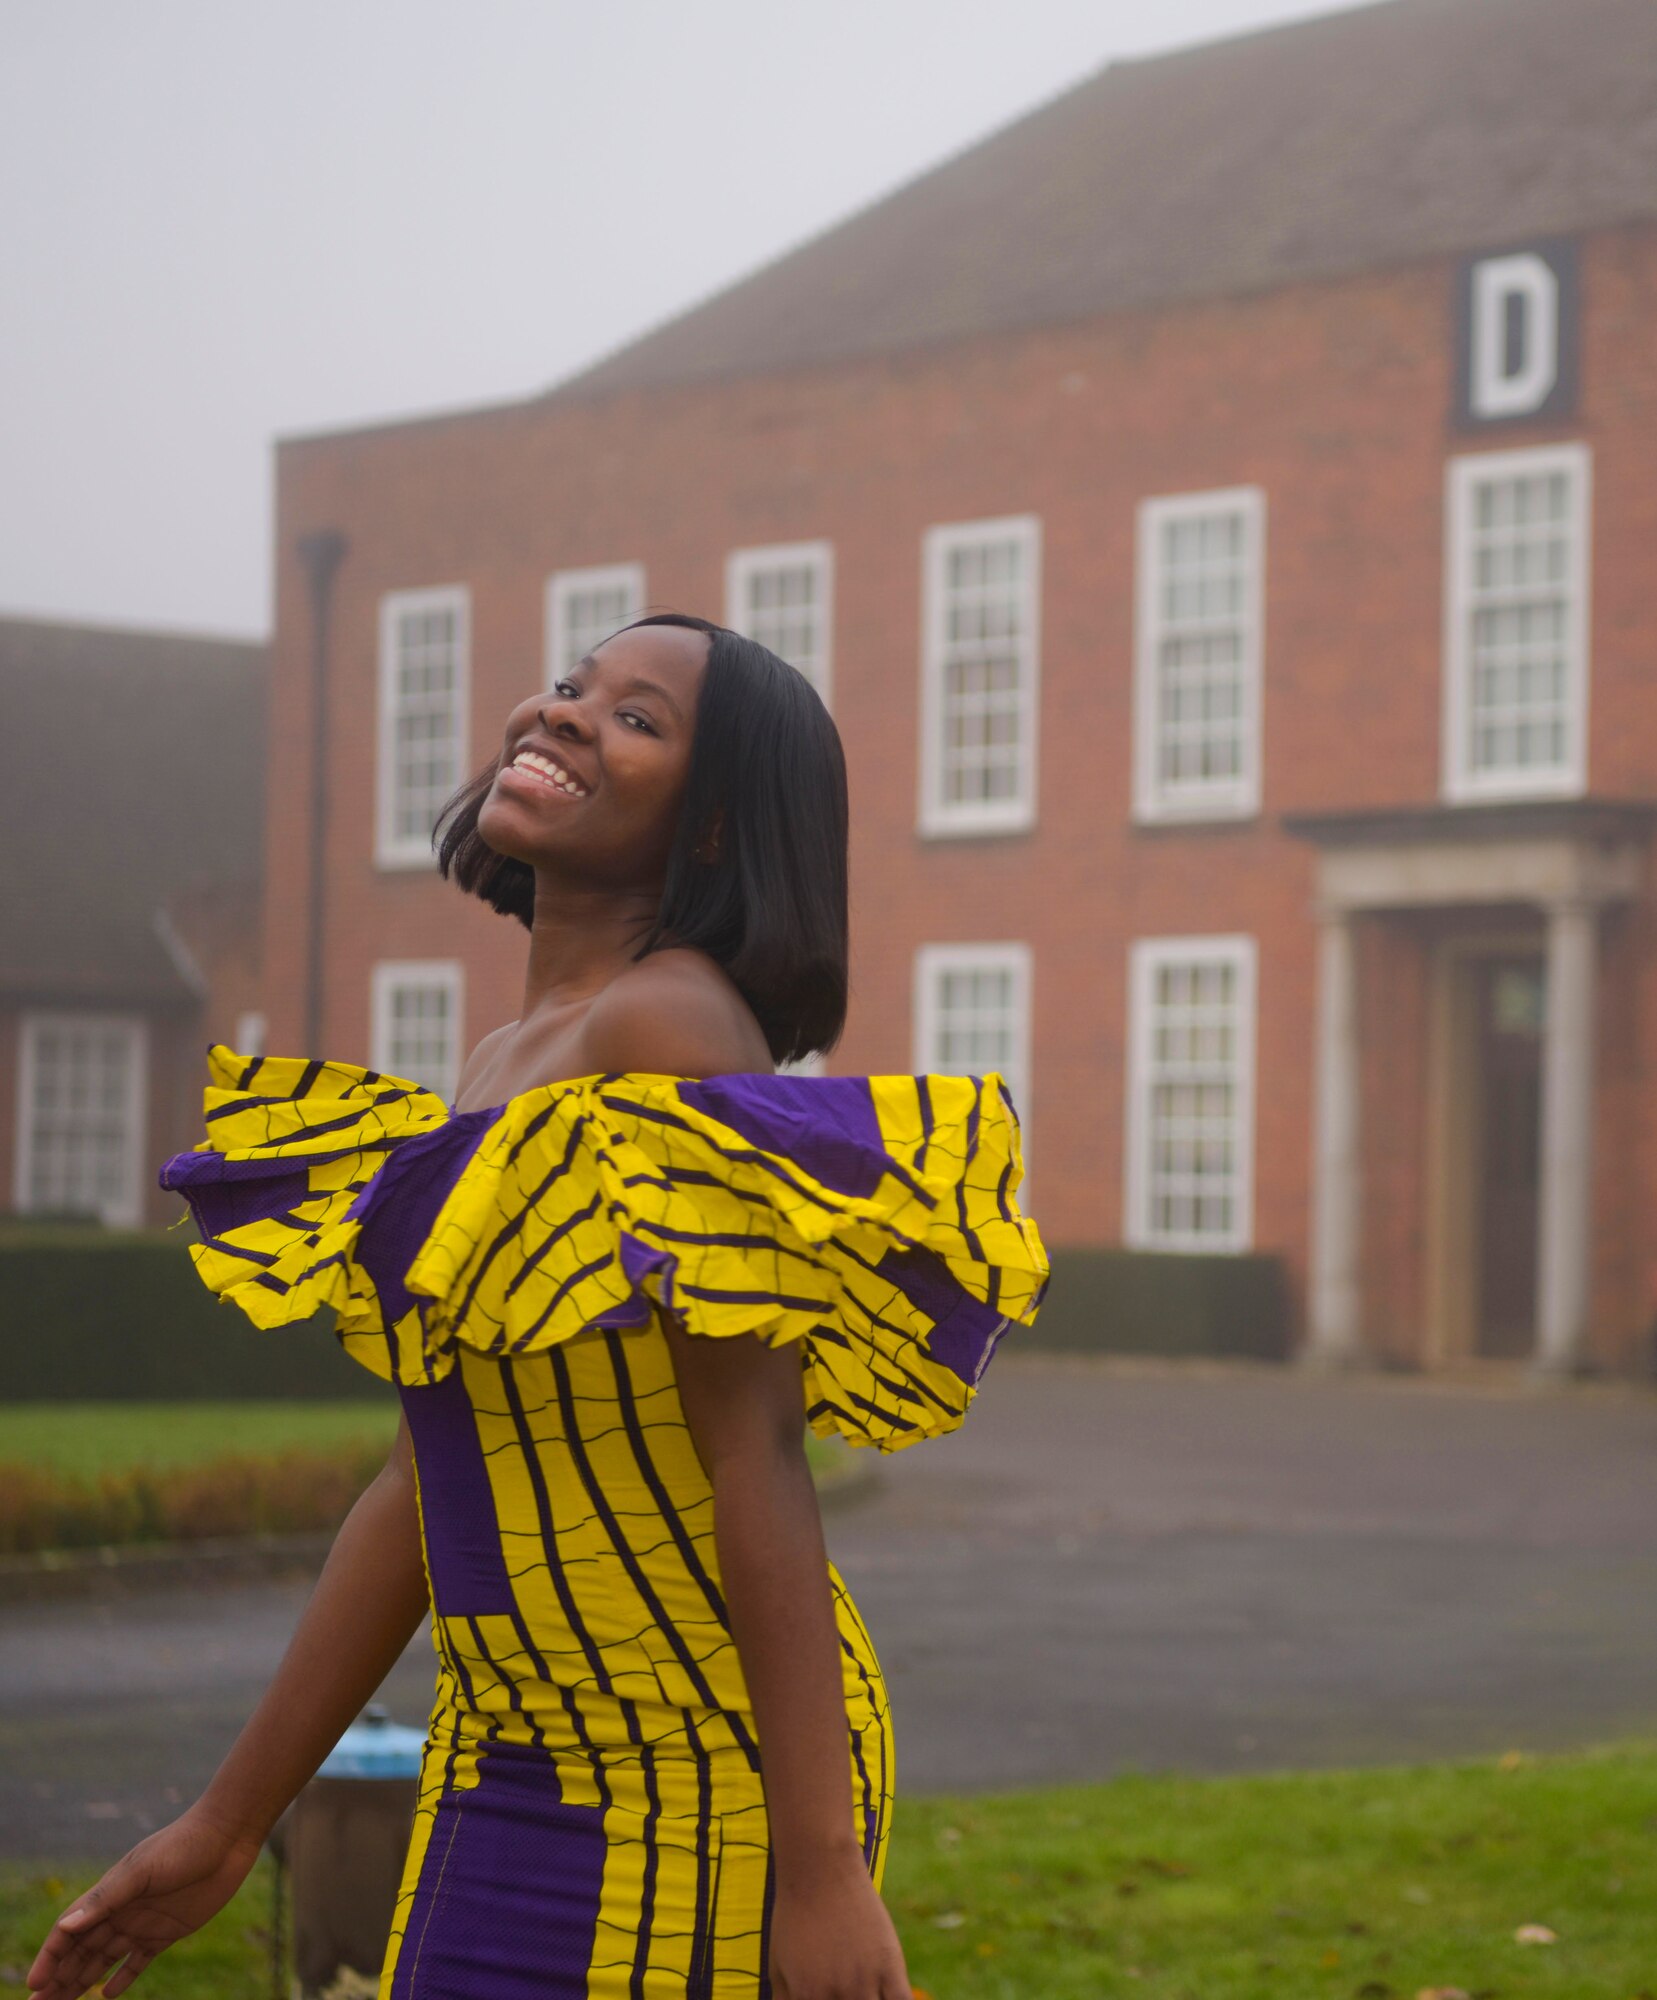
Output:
[297, 530, 347, 1056]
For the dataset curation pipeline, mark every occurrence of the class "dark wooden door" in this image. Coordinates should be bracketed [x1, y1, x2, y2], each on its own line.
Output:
[1475, 955, 1544, 1358]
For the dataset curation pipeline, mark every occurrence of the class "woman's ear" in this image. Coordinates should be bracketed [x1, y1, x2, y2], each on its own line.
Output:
[695, 805, 724, 864]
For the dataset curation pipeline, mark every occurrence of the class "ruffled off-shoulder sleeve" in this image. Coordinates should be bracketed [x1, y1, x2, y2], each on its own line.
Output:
[161, 1045, 1051, 1451]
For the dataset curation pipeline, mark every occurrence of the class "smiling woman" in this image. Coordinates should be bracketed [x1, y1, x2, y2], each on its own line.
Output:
[29, 612, 1049, 2000]
[433, 613, 851, 1076]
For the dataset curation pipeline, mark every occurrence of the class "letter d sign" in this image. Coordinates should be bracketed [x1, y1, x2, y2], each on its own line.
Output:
[1454, 241, 1577, 428]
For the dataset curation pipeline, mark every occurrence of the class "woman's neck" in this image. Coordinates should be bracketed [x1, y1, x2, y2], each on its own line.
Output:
[519, 872, 663, 1024]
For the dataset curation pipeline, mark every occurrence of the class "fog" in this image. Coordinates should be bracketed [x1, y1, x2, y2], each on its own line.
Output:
[1, 0, 1373, 636]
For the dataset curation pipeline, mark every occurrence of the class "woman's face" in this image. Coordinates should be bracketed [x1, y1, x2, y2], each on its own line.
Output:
[476, 622, 712, 883]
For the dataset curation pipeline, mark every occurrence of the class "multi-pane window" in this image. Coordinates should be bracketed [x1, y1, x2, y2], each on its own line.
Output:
[376, 587, 469, 868]
[726, 542, 834, 702]
[1135, 488, 1264, 820]
[371, 962, 465, 1106]
[913, 943, 1033, 1185]
[920, 516, 1041, 835]
[16, 1013, 146, 1226]
[1125, 937, 1255, 1252]
[546, 564, 646, 681]
[1444, 444, 1590, 800]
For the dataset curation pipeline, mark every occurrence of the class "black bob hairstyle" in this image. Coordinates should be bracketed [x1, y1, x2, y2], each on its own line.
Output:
[432, 612, 849, 1069]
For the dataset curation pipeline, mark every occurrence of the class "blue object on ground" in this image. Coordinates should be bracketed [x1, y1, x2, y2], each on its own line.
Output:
[315, 1703, 425, 1780]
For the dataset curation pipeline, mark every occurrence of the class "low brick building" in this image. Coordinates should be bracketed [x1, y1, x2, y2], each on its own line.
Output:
[0, 618, 267, 1227]
[259, 0, 1657, 1371]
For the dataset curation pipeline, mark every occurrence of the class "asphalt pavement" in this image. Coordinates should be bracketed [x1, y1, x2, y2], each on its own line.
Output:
[6, 1354, 1657, 1863]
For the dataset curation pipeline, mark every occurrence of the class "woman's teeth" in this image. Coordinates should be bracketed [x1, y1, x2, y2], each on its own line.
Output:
[511, 750, 587, 796]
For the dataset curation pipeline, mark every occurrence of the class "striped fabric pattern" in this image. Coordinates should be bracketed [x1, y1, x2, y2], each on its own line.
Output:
[162, 1046, 1050, 1451]
[160, 1045, 1048, 1997]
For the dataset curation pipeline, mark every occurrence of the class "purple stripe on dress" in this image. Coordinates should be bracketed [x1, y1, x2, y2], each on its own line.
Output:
[874, 1242, 1010, 1386]
[349, 1106, 500, 1323]
[388, 1740, 607, 1999]
[676, 1074, 889, 1198]
[157, 1155, 315, 1237]
[614, 1230, 681, 1314]
[398, 1371, 517, 1617]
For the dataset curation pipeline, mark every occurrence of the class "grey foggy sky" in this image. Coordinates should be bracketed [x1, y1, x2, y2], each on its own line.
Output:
[1, 0, 1372, 638]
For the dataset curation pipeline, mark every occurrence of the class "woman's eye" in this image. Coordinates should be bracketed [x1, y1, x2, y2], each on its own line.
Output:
[553, 682, 651, 732]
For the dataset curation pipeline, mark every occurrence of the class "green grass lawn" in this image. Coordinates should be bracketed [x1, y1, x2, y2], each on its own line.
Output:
[1, 1407, 853, 1483]
[0, 1402, 397, 1478]
[7, 1742, 1655, 1998]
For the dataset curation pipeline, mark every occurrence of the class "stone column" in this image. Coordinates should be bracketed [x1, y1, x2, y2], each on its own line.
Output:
[1305, 904, 1366, 1367]
[1534, 897, 1598, 1375]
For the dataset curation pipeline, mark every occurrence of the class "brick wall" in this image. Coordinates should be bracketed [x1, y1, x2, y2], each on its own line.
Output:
[258, 222, 1657, 1367]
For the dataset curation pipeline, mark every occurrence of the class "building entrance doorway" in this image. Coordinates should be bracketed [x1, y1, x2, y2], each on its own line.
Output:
[1472, 953, 1544, 1357]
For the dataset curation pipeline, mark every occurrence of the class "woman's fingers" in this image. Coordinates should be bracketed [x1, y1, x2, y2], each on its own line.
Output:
[26, 1921, 101, 1993]
[29, 1906, 143, 2000]
[100, 1944, 157, 1998]
[29, 1936, 120, 2000]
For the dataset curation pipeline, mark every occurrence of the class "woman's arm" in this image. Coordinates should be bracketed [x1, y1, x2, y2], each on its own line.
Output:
[662, 1316, 912, 2000]
[586, 957, 911, 1995]
[28, 1411, 430, 2000]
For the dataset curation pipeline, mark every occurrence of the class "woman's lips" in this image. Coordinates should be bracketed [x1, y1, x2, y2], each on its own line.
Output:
[497, 758, 589, 804]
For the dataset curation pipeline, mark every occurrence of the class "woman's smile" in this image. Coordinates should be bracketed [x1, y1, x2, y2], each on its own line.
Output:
[496, 743, 592, 803]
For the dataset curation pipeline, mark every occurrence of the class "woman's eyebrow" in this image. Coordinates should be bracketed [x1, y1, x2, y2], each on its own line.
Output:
[574, 656, 684, 721]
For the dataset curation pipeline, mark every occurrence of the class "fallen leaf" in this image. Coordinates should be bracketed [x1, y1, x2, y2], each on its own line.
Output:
[1514, 1922, 1557, 1945]
[975, 1941, 999, 1956]
[1320, 1947, 1342, 1968]
[1414, 1988, 1471, 2000]
[932, 1910, 966, 1930]
[1403, 1885, 1432, 1906]
[937, 1826, 962, 1846]
[1137, 1854, 1192, 1876]
[1498, 1749, 1524, 1770]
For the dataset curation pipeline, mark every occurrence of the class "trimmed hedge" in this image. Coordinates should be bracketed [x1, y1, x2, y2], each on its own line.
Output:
[0, 1227, 387, 1403]
[1020, 1246, 1293, 1361]
[0, 1229, 1293, 1401]
[0, 1443, 387, 1554]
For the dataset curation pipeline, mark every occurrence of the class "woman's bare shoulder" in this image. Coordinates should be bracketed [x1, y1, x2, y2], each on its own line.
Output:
[454, 1020, 518, 1101]
[583, 950, 772, 1078]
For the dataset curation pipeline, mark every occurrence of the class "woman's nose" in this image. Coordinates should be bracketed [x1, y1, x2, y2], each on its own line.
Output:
[537, 698, 590, 737]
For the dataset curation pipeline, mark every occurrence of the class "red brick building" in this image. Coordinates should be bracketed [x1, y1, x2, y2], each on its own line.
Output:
[259, 0, 1657, 1372]
[0, 618, 267, 1227]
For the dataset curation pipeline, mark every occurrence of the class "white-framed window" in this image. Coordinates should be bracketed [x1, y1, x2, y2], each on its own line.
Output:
[1134, 486, 1265, 822]
[1124, 936, 1256, 1252]
[1443, 442, 1591, 802]
[725, 541, 834, 703]
[546, 563, 647, 682]
[919, 515, 1041, 836]
[14, 1012, 147, 1227]
[913, 942, 1034, 1186]
[370, 961, 465, 1106]
[376, 586, 470, 869]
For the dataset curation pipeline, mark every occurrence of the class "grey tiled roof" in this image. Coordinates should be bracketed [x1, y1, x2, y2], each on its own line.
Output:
[553, 0, 1657, 400]
[0, 617, 266, 1004]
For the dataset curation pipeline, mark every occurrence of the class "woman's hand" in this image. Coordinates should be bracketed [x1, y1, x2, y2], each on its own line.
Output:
[770, 1845, 913, 1999]
[26, 1807, 264, 2000]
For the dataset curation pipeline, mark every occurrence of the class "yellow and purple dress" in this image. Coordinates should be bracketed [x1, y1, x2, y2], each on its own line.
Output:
[161, 1047, 1049, 1999]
